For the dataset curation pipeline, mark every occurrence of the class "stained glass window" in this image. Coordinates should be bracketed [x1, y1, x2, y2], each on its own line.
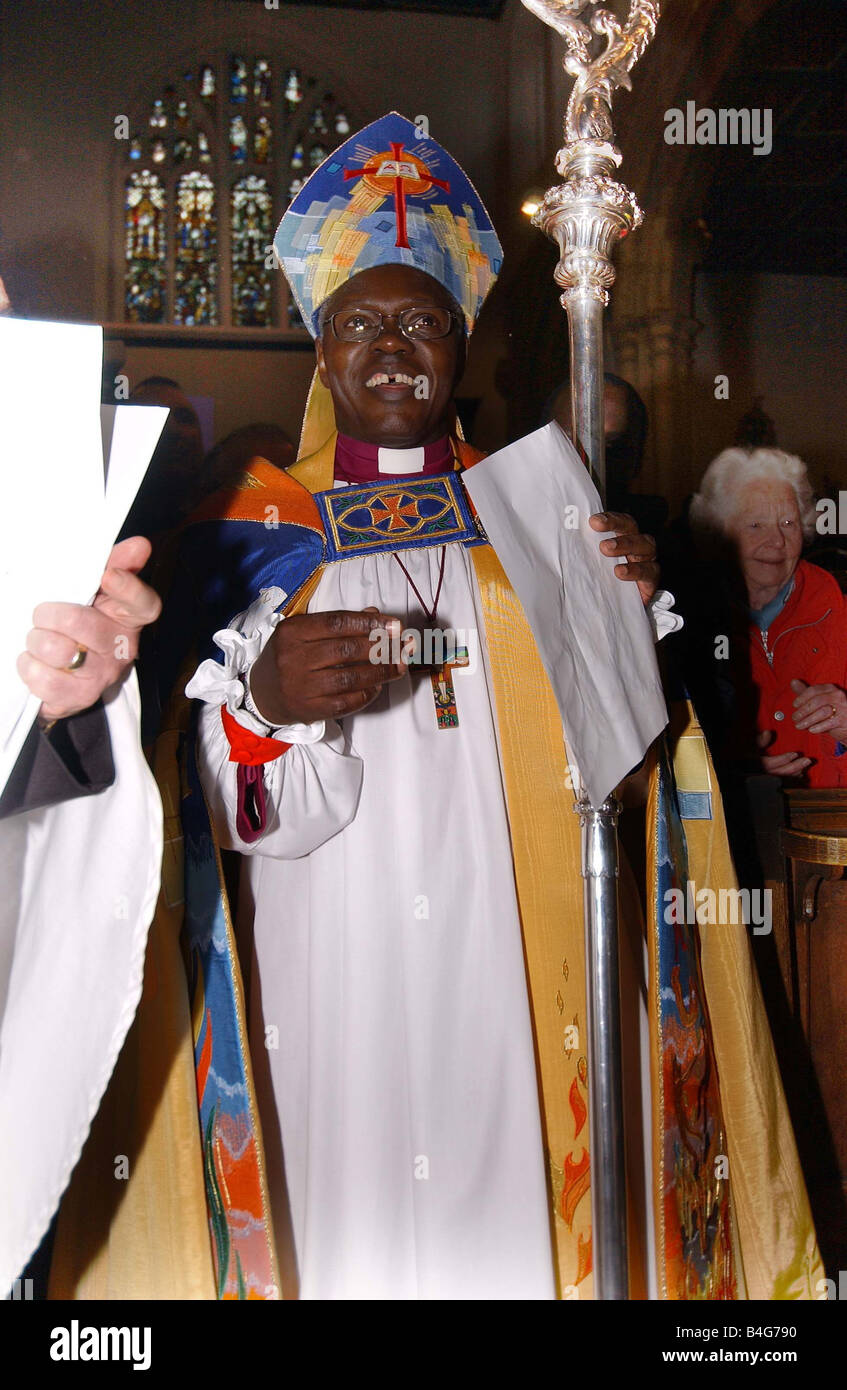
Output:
[232, 176, 273, 327]
[174, 172, 217, 325]
[122, 56, 356, 331]
[125, 171, 166, 322]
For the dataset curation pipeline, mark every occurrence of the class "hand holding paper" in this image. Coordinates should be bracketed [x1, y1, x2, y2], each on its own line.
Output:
[19, 536, 162, 721]
[461, 421, 669, 806]
[0, 316, 167, 792]
[589, 509, 660, 604]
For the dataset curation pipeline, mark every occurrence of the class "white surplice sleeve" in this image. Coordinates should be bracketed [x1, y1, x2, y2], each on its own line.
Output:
[647, 588, 684, 642]
[186, 588, 363, 859]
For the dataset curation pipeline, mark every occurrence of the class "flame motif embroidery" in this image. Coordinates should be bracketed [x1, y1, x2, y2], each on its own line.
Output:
[561, 1148, 591, 1229]
[569, 1076, 587, 1140]
[556, 1062, 592, 1283]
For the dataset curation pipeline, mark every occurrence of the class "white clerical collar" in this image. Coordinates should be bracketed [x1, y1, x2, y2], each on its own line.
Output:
[377, 446, 426, 474]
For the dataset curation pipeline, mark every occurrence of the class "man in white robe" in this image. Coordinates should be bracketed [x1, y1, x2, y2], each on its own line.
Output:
[189, 258, 659, 1299]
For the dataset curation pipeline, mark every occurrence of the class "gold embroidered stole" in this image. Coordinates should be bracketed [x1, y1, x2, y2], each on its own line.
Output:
[659, 706, 823, 1300]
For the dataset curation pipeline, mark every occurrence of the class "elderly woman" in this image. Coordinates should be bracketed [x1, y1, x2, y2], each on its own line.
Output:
[685, 447, 847, 788]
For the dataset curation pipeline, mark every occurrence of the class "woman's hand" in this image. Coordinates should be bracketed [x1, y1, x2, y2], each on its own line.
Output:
[756, 730, 811, 778]
[790, 678, 847, 742]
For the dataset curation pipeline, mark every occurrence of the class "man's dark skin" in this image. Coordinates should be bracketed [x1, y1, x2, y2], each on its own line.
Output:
[251, 263, 659, 726]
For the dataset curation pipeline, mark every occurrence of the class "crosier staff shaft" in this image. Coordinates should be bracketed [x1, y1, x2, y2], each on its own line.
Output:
[521, 0, 662, 1300]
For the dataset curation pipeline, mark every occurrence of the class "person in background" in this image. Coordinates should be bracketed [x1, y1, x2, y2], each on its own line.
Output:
[679, 446, 847, 789]
[661, 399, 781, 610]
[675, 443, 847, 1256]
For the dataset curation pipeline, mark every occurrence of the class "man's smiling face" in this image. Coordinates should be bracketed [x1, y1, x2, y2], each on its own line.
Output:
[314, 264, 466, 448]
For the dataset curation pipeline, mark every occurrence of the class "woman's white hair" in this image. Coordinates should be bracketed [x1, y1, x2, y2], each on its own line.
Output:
[689, 447, 817, 542]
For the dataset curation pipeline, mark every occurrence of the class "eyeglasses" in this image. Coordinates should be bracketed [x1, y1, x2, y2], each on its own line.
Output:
[327, 306, 459, 343]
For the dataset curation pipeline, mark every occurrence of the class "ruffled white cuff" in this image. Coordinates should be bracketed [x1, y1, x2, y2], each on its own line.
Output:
[185, 586, 326, 745]
[648, 589, 684, 643]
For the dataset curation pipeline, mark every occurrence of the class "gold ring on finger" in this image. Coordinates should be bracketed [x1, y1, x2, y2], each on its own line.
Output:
[65, 644, 87, 672]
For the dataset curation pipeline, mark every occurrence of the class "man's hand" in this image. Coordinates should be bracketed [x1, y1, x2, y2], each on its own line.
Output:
[756, 730, 811, 779]
[18, 536, 162, 722]
[249, 608, 410, 725]
[790, 678, 847, 741]
[589, 511, 659, 604]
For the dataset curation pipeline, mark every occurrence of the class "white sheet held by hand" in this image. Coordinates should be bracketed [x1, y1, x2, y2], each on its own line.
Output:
[0, 319, 104, 792]
[0, 318, 167, 797]
[462, 422, 668, 806]
[101, 403, 168, 550]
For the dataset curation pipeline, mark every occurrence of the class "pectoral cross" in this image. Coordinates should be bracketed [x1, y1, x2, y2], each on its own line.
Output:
[427, 647, 469, 730]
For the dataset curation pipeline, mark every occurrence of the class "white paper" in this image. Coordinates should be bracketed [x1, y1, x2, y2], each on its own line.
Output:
[0, 319, 105, 791]
[0, 322, 166, 796]
[462, 422, 668, 805]
[102, 402, 168, 548]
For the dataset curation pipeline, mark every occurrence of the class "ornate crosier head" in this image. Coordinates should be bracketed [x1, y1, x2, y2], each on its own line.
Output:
[520, 1, 660, 309]
[521, 0, 660, 150]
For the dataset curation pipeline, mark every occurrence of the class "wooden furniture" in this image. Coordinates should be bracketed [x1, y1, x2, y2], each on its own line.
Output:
[775, 789, 847, 1274]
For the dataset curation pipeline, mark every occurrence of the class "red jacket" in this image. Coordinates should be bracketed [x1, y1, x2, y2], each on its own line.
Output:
[745, 559, 847, 787]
